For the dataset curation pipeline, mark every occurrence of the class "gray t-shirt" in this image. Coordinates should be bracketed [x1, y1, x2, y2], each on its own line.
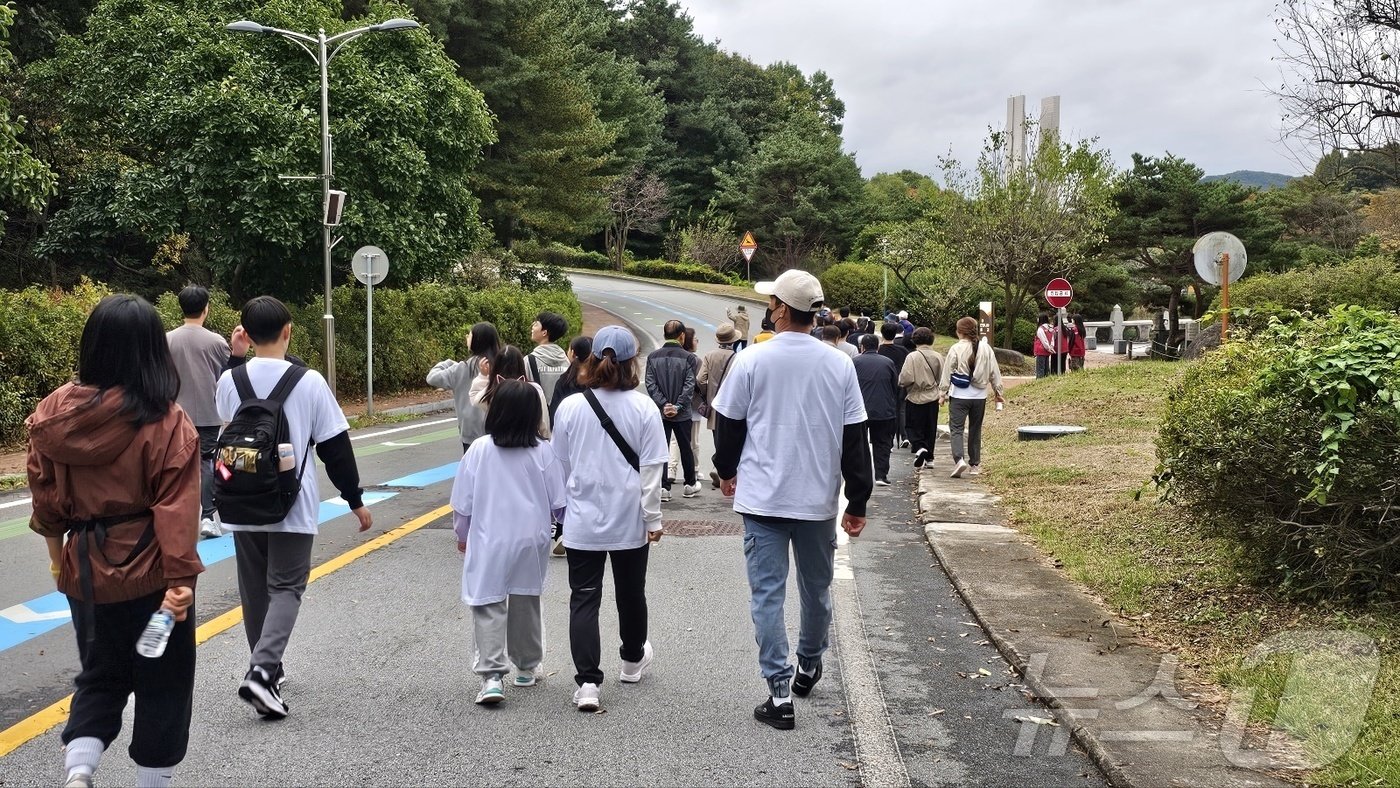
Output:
[167, 323, 230, 427]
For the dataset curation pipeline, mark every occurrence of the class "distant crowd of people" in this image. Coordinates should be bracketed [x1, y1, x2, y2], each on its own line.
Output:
[28, 274, 1011, 786]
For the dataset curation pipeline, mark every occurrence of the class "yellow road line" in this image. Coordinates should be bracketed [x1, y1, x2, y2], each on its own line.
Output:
[0, 504, 452, 758]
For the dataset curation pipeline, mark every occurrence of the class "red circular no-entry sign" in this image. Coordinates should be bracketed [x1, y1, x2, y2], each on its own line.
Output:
[1044, 278, 1074, 309]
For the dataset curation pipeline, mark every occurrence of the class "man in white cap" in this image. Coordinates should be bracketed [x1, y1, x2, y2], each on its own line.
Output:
[711, 269, 873, 731]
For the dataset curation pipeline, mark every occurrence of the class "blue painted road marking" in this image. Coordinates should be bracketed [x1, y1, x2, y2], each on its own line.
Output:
[382, 462, 458, 489]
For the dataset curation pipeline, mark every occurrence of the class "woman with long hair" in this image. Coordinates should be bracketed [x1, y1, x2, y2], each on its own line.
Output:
[549, 326, 668, 712]
[469, 344, 550, 439]
[939, 317, 1006, 478]
[429, 321, 501, 452]
[548, 335, 594, 421]
[27, 294, 204, 788]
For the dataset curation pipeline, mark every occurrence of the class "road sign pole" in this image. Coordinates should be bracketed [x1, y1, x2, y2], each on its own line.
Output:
[1220, 253, 1230, 344]
[366, 275, 374, 416]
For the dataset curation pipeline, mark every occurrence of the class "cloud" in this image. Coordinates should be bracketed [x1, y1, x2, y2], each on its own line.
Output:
[681, 0, 1300, 178]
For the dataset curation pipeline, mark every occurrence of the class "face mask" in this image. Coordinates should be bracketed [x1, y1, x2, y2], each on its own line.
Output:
[762, 306, 774, 327]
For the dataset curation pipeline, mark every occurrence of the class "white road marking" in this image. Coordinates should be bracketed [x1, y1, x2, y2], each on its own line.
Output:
[0, 604, 70, 624]
[0, 497, 32, 510]
[382, 441, 422, 447]
[351, 417, 454, 442]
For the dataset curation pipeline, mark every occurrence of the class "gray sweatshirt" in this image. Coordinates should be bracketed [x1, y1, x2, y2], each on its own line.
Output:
[528, 343, 570, 404]
[427, 356, 486, 444]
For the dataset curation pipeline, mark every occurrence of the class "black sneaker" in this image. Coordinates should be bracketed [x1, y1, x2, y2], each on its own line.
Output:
[913, 448, 930, 468]
[793, 663, 823, 697]
[754, 697, 795, 730]
[239, 666, 288, 719]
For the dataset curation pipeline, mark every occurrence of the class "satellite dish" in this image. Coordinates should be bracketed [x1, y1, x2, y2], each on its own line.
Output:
[1193, 232, 1246, 285]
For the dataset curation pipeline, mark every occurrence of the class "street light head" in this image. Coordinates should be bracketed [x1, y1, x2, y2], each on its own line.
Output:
[225, 20, 268, 34]
[371, 18, 420, 32]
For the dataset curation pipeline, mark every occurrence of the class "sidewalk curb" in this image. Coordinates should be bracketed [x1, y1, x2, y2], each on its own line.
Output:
[914, 469, 1294, 788]
[371, 398, 455, 418]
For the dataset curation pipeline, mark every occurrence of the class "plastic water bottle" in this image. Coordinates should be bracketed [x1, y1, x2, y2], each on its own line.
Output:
[136, 609, 175, 658]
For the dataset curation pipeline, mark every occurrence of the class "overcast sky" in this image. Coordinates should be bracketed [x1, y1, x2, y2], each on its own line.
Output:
[681, 0, 1304, 180]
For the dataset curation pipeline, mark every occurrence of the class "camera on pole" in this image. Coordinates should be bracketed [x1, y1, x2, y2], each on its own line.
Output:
[325, 189, 347, 227]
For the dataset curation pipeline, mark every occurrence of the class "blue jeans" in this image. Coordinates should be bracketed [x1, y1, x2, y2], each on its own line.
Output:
[742, 515, 837, 693]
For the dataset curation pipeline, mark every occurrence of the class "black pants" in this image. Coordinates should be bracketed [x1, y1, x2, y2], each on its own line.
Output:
[869, 418, 897, 480]
[63, 590, 195, 768]
[906, 400, 940, 458]
[566, 544, 650, 686]
[196, 425, 220, 522]
[662, 420, 696, 488]
[896, 391, 909, 446]
[733, 339, 747, 352]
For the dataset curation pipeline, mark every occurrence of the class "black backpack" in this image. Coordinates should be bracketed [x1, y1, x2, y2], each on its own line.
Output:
[214, 364, 312, 525]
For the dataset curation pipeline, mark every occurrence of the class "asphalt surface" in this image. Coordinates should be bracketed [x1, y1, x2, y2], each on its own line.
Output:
[0, 276, 1106, 786]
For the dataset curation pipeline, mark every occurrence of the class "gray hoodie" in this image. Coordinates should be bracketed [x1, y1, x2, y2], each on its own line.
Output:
[528, 343, 570, 404]
[427, 356, 486, 444]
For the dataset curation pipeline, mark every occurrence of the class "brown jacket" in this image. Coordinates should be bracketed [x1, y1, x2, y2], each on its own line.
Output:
[27, 383, 204, 603]
[898, 346, 944, 404]
[696, 347, 737, 430]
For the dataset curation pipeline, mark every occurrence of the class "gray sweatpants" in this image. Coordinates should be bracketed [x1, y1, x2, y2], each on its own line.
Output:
[947, 397, 988, 467]
[471, 595, 544, 679]
[233, 532, 314, 674]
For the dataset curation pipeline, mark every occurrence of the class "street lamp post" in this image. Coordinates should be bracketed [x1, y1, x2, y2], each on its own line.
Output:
[226, 18, 420, 398]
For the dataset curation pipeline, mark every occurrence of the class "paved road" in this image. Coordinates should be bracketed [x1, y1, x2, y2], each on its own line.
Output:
[0, 276, 1105, 786]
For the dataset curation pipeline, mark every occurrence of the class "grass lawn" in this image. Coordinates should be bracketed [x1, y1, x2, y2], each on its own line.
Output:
[984, 361, 1399, 785]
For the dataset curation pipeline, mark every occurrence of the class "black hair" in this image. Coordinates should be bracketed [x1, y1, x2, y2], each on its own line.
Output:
[912, 327, 935, 346]
[839, 307, 850, 318]
[242, 295, 293, 345]
[838, 318, 856, 336]
[663, 319, 685, 340]
[177, 285, 209, 318]
[484, 379, 541, 448]
[681, 326, 697, 352]
[858, 334, 879, 353]
[560, 335, 593, 388]
[78, 295, 181, 426]
[483, 345, 527, 406]
[879, 323, 899, 341]
[760, 317, 776, 332]
[1037, 312, 1051, 326]
[820, 324, 842, 342]
[469, 321, 500, 360]
[786, 307, 817, 328]
[536, 311, 567, 342]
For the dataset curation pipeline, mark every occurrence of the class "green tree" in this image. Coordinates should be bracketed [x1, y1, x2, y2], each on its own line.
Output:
[0, 2, 57, 242]
[29, 0, 493, 299]
[942, 130, 1116, 347]
[1106, 154, 1267, 333]
[1251, 176, 1365, 269]
[713, 111, 864, 271]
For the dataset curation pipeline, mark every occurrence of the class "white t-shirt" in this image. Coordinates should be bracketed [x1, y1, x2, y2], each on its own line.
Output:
[551, 389, 669, 551]
[713, 331, 867, 520]
[451, 440, 567, 605]
[216, 358, 349, 534]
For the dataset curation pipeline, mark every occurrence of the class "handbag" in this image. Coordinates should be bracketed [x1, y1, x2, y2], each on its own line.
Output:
[950, 340, 979, 388]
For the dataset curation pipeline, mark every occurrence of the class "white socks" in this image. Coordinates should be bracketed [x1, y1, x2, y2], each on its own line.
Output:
[136, 766, 175, 787]
[64, 736, 103, 780]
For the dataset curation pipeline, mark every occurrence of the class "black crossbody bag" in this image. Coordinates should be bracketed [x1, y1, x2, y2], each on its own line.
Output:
[583, 389, 639, 472]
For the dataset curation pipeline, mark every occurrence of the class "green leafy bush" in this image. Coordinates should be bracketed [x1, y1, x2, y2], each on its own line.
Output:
[1224, 256, 1400, 315]
[819, 262, 910, 318]
[514, 242, 611, 271]
[624, 259, 741, 285]
[1156, 306, 1400, 598]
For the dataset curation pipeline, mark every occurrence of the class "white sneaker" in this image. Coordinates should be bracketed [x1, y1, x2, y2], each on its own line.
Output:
[682, 483, 701, 498]
[63, 775, 92, 788]
[619, 641, 653, 683]
[475, 676, 504, 705]
[951, 459, 970, 478]
[574, 682, 601, 711]
[969, 465, 982, 476]
[513, 665, 541, 687]
[199, 517, 221, 539]
[660, 488, 672, 503]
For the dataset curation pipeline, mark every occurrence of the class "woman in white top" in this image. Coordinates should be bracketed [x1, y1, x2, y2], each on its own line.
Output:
[939, 317, 1006, 478]
[468, 345, 551, 439]
[550, 326, 668, 713]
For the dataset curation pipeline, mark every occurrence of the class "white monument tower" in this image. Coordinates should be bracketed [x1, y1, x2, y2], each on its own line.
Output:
[1006, 94, 1061, 171]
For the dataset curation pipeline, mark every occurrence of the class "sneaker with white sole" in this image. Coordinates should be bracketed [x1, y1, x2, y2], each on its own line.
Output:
[476, 676, 505, 705]
[950, 459, 970, 478]
[574, 682, 601, 711]
[913, 448, 930, 468]
[660, 488, 672, 503]
[969, 465, 982, 476]
[551, 538, 567, 557]
[875, 477, 890, 486]
[682, 483, 701, 498]
[63, 775, 92, 788]
[199, 517, 221, 539]
[619, 641, 653, 683]
[513, 666, 541, 687]
[238, 666, 288, 719]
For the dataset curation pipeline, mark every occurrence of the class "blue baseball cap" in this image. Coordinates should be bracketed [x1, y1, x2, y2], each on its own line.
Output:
[592, 325, 638, 361]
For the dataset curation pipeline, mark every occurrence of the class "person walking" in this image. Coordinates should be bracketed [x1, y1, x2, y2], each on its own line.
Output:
[428, 322, 500, 453]
[28, 294, 204, 788]
[727, 304, 750, 352]
[669, 326, 705, 485]
[712, 270, 873, 731]
[451, 380, 568, 706]
[548, 335, 593, 422]
[753, 317, 777, 344]
[940, 317, 1007, 478]
[853, 334, 900, 486]
[897, 310, 915, 338]
[526, 311, 570, 404]
[1034, 312, 1056, 378]
[899, 328, 944, 469]
[165, 285, 230, 540]
[820, 324, 858, 359]
[645, 319, 700, 500]
[697, 322, 739, 488]
[469, 346, 551, 439]
[550, 326, 668, 712]
[877, 323, 912, 449]
[216, 296, 373, 719]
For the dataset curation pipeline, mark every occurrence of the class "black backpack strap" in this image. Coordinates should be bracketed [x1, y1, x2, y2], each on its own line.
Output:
[267, 363, 311, 404]
[527, 354, 541, 384]
[232, 364, 256, 402]
[583, 389, 639, 472]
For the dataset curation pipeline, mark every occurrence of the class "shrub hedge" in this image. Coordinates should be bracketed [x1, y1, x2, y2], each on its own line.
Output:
[1156, 306, 1400, 598]
[1224, 256, 1400, 315]
[624, 259, 742, 285]
[819, 262, 904, 318]
[513, 241, 611, 271]
[0, 279, 580, 445]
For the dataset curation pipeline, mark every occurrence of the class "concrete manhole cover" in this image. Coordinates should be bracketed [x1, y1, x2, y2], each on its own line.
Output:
[664, 519, 743, 538]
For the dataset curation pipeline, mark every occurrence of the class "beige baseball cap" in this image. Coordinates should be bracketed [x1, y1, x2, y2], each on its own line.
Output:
[754, 270, 825, 312]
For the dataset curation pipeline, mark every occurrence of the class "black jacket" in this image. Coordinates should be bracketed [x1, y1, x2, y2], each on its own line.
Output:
[853, 351, 900, 421]
[645, 342, 697, 422]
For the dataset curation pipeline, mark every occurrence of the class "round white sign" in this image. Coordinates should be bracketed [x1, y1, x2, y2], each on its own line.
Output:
[352, 245, 389, 286]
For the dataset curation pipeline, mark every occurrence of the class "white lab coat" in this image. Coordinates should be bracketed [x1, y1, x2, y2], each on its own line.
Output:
[450, 440, 567, 606]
